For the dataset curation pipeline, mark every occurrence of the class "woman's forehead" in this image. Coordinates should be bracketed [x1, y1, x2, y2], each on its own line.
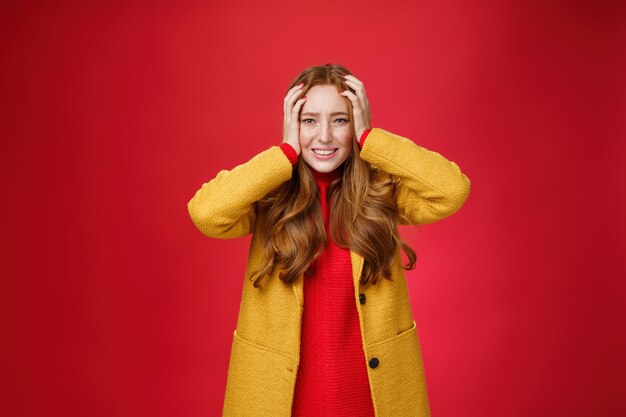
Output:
[302, 85, 348, 114]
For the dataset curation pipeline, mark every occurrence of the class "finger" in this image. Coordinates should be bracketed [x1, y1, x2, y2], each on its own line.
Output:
[343, 78, 369, 106]
[338, 80, 371, 122]
[284, 90, 304, 110]
[289, 82, 305, 92]
[284, 91, 304, 123]
[340, 87, 366, 114]
[341, 89, 371, 126]
[343, 76, 365, 91]
[284, 83, 305, 105]
[339, 90, 362, 111]
[343, 74, 363, 86]
[287, 97, 306, 141]
[343, 76, 368, 103]
[291, 96, 307, 117]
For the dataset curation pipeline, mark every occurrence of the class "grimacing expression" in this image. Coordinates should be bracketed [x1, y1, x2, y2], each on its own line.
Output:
[299, 85, 353, 173]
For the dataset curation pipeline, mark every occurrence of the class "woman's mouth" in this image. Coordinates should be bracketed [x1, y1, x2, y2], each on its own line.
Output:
[312, 148, 338, 159]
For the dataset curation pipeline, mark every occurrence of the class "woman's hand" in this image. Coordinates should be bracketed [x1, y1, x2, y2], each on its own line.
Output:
[340, 74, 372, 140]
[282, 83, 307, 155]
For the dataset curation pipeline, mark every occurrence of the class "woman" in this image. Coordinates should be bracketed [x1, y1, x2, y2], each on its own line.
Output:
[187, 63, 471, 417]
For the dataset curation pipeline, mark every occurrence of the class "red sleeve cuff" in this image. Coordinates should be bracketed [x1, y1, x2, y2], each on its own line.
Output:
[279, 142, 299, 165]
[358, 128, 372, 149]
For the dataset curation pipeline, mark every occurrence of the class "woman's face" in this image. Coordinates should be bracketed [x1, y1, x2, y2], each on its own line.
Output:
[299, 84, 353, 173]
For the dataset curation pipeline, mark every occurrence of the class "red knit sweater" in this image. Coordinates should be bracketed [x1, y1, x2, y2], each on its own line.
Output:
[279, 130, 375, 417]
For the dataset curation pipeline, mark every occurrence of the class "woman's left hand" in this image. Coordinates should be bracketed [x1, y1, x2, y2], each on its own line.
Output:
[340, 74, 372, 140]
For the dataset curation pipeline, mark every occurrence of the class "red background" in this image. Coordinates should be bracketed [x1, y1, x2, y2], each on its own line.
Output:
[1, 1, 625, 416]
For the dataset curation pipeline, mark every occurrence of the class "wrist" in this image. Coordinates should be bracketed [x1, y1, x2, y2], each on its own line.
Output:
[358, 128, 373, 149]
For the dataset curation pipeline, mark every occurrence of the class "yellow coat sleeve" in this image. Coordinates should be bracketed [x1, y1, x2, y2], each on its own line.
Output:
[360, 128, 471, 225]
[187, 146, 294, 239]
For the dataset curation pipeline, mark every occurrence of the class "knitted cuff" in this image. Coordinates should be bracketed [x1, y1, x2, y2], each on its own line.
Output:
[358, 128, 373, 149]
[279, 142, 299, 165]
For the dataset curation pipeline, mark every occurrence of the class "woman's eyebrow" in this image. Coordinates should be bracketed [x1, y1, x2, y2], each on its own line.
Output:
[301, 111, 350, 116]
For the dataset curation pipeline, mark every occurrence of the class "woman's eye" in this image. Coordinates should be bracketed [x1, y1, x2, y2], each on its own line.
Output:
[301, 118, 348, 124]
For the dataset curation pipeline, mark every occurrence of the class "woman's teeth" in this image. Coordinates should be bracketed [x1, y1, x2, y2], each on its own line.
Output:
[313, 149, 337, 155]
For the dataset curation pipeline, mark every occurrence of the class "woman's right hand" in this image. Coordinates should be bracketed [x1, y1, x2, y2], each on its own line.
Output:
[282, 83, 307, 155]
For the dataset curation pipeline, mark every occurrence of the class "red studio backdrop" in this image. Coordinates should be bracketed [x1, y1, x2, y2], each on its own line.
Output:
[1, 1, 625, 416]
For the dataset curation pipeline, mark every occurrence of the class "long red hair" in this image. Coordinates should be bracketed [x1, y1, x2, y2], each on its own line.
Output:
[248, 63, 418, 288]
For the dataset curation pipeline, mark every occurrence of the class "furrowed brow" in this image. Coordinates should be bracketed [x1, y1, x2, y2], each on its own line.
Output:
[301, 112, 350, 117]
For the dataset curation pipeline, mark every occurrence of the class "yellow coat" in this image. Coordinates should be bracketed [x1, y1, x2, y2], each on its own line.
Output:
[187, 128, 471, 417]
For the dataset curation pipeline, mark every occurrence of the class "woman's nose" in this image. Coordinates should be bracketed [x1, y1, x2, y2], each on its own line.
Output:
[318, 126, 331, 142]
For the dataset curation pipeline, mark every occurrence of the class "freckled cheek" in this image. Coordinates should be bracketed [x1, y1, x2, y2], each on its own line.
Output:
[298, 132, 315, 148]
[338, 132, 353, 146]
